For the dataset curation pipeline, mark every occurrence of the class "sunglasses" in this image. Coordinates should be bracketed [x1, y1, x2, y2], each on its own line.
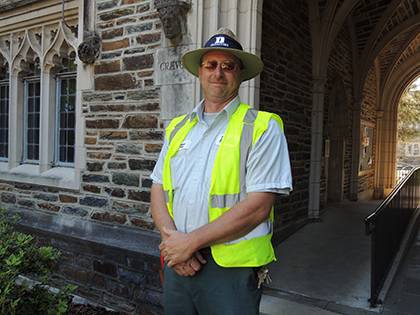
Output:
[200, 60, 239, 72]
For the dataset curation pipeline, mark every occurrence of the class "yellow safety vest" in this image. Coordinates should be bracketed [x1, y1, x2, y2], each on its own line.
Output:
[162, 102, 284, 267]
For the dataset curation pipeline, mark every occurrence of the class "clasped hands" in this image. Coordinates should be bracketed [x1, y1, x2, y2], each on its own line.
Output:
[160, 227, 207, 277]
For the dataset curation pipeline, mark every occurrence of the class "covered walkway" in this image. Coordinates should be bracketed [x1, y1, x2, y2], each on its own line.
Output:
[261, 200, 382, 314]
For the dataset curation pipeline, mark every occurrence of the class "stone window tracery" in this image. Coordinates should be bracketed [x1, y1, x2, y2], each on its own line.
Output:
[0, 6, 84, 189]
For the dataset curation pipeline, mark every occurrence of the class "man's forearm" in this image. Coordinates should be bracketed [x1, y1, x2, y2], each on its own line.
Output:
[161, 192, 275, 266]
[190, 192, 274, 249]
[150, 183, 176, 238]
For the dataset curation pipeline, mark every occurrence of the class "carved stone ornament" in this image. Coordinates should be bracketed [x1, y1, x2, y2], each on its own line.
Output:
[154, 0, 191, 41]
[77, 32, 101, 65]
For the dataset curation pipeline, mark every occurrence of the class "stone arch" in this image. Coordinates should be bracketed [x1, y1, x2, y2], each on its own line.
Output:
[326, 76, 348, 202]
[11, 30, 41, 75]
[43, 22, 78, 70]
[375, 51, 420, 197]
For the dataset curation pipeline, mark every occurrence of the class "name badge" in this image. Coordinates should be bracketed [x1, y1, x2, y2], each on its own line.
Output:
[179, 140, 191, 150]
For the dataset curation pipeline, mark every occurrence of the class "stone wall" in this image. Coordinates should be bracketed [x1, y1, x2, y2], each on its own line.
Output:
[0, 0, 165, 311]
[0, 0, 39, 11]
[13, 207, 162, 314]
[359, 67, 378, 195]
[323, 26, 355, 202]
[260, 0, 312, 240]
[0, 0, 163, 230]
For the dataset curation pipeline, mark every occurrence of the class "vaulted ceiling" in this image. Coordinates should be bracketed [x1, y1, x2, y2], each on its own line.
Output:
[314, 0, 420, 91]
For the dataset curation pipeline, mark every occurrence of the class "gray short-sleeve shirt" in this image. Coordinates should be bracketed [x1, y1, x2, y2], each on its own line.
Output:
[151, 97, 293, 234]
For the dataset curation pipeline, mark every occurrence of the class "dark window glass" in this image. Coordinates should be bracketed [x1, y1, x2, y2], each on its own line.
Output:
[57, 76, 76, 163]
[25, 80, 40, 161]
[0, 84, 9, 158]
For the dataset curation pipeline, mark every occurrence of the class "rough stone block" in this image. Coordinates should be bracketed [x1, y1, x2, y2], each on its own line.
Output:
[1, 192, 16, 203]
[80, 196, 108, 207]
[97, 0, 119, 11]
[38, 202, 60, 212]
[87, 162, 105, 172]
[141, 178, 153, 188]
[128, 190, 150, 202]
[122, 115, 157, 129]
[99, 8, 135, 21]
[130, 130, 163, 141]
[62, 206, 89, 217]
[95, 74, 137, 91]
[85, 137, 97, 145]
[83, 184, 102, 193]
[116, 143, 143, 155]
[107, 162, 127, 170]
[91, 211, 127, 224]
[126, 89, 158, 100]
[112, 201, 148, 214]
[118, 267, 145, 286]
[86, 119, 120, 129]
[94, 60, 121, 74]
[128, 159, 156, 171]
[106, 278, 131, 298]
[93, 260, 118, 277]
[82, 92, 113, 102]
[99, 131, 128, 140]
[144, 143, 162, 153]
[130, 217, 154, 229]
[0, 183, 13, 191]
[33, 193, 58, 202]
[17, 198, 35, 207]
[105, 187, 126, 198]
[59, 194, 78, 203]
[87, 152, 112, 160]
[123, 54, 153, 71]
[136, 33, 161, 45]
[102, 38, 130, 51]
[112, 173, 139, 187]
[126, 23, 153, 34]
[101, 27, 124, 40]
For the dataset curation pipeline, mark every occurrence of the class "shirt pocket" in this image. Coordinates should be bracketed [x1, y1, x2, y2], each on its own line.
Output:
[170, 140, 191, 189]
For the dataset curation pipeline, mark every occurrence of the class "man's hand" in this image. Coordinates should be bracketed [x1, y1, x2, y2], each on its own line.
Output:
[171, 252, 207, 276]
[160, 227, 198, 267]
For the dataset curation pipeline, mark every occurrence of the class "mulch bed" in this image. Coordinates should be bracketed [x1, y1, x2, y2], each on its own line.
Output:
[69, 304, 125, 315]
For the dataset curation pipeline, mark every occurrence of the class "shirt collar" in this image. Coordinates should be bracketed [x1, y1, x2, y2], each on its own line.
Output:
[190, 96, 241, 121]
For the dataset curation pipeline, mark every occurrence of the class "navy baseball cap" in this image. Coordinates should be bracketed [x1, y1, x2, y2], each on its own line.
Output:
[182, 28, 264, 81]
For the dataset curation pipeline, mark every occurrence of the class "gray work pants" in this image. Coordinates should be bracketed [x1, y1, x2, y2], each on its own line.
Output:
[163, 255, 261, 315]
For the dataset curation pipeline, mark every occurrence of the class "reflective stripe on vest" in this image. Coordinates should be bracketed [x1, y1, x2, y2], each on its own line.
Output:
[162, 103, 283, 267]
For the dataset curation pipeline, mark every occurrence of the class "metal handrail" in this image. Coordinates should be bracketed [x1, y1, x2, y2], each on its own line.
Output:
[365, 166, 420, 307]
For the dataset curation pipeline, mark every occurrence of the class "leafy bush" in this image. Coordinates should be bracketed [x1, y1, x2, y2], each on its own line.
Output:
[0, 209, 76, 315]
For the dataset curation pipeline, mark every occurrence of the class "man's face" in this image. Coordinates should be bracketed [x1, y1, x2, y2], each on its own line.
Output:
[198, 51, 242, 104]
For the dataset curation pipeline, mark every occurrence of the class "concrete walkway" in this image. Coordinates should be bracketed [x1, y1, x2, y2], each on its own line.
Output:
[261, 200, 382, 315]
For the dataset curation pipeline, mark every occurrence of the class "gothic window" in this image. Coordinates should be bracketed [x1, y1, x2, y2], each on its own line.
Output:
[22, 57, 41, 162]
[0, 61, 9, 160]
[55, 52, 77, 165]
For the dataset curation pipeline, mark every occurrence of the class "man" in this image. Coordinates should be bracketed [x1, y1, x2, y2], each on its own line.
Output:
[150, 28, 292, 314]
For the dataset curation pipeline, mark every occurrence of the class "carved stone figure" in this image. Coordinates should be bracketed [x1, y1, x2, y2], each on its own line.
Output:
[77, 32, 100, 64]
[154, 0, 190, 41]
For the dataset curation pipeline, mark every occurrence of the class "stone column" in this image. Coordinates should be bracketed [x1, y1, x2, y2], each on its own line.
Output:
[374, 109, 384, 198]
[39, 66, 55, 172]
[308, 76, 326, 219]
[349, 99, 362, 201]
[8, 71, 23, 169]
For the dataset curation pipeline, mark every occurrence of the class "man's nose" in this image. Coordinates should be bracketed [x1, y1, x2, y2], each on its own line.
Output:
[214, 64, 225, 78]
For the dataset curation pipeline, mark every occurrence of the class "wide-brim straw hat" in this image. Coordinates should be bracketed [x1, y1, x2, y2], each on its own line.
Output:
[182, 28, 264, 82]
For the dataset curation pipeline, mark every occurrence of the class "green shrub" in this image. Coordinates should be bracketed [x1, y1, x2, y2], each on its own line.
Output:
[0, 209, 76, 315]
